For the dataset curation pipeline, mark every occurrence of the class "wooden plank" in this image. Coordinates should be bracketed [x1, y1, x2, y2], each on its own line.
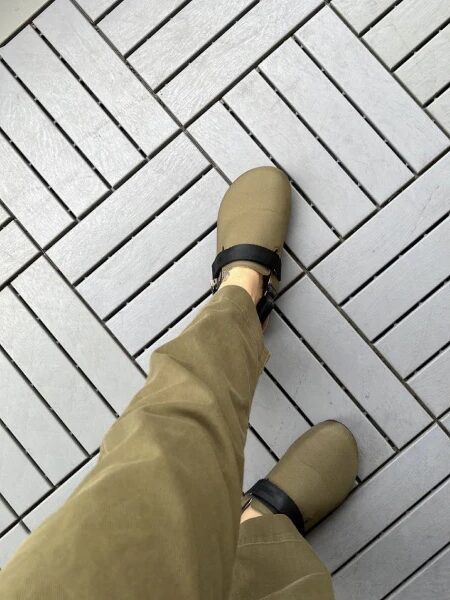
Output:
[78, 169, 226, 317]
[409, 347, 450, 416]
[313, 153, 450, 302]
[0, 427, 50, 513]
[333, 478, 450, 600]
[0, 205, 9, 226]
[129, 0, 253, 88]
[332, 0, 396, 32]
[297, 7, 449, 171]
[0, 351, 85, 483]
[1, 27, 142, 186]
[243, 429, 276, 491]
[388, 546, 450, 600]
[0, 524, 28, 568]
[99, 0, 185, 55]
[251, 372, 310, 457]
[36, 0, 177, 154]
[24, 458, 96, 530]
[76, 0, 116, 20]
[225, 72, 374, 234]
[48, 134, 208, 282]
[261, 39, 412, 202]
[0, 501, 14, 535]
[14, 258, 145, 413]
[278, 277, 431, 446]
[396, 25, 450, 103]
[309, 425, 450, 572]
[189, 103, 338, 264]
[0, 136, 71, 246]
[0, 63, 106, 214]
[429, 89, 450, 132]
[0, 223, 37, 286]
[265, 312, 393, 478]
[0, 0, 49, 44]
[364, 0, 450, 68]
[0, 289, 115, 453]
[345, 217, 450, 339]
[377, 282, 450, 377]
[158, 0, 322, 122]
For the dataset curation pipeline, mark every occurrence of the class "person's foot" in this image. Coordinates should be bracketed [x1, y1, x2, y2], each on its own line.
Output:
[219, 266, 263, 305]
[241, 421, 358, 532]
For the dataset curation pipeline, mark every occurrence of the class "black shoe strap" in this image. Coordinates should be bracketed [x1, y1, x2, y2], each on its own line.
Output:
[247, 478, 305, 535]
[212, 244, 282, 281]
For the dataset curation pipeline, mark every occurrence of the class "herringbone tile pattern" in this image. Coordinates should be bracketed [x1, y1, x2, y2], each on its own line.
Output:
[0, 1, 449, 597]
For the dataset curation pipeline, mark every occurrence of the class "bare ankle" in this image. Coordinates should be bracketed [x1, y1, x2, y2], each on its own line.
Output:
[240, 504, 263, 524]
[219, 266, 263, 305]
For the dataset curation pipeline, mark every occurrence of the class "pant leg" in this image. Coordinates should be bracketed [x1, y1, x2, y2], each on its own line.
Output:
[230, 514, 335, 600]
[0, 285, 270, 600]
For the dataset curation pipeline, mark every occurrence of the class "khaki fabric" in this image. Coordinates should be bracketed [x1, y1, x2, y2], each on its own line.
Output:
[0, 285, 334, 599]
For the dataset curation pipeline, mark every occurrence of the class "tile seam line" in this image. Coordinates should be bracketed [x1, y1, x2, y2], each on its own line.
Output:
[0, 493, 21, 535]
[380, 540, 450, 600]
[331, 0, 404, 38]
[423, 80, 450, 109]
[404, 339, 450, 382]
[289, 34, 416, 174]
[92, 0, 129, 24]
[0, 57, 112, 192]
[327, 2, 450, 143]
[7, 284, 120, 419]
[0, 337, 90, 457]
[248, 423, 280, 462]
[339, 210, 450, 308]
[330, 471, 450, 577]
[263, 366, 315, 428]
[0, 0, 55, 48]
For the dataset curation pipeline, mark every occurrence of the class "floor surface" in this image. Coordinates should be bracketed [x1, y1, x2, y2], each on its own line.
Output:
[0, 0, 449, 598]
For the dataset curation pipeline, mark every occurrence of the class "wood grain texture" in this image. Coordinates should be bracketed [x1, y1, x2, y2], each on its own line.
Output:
[0, 63, 106, 214]
[0, 223, 37, 286]
[189, 102, 338, 264]
[309, 426, 450, 571]
[14, 258, 145, 413]
[1, 27, 142, 185]
[129, 0, 253, 88]
[261, 39, 412, 201]
[409, 347, 450, 416]
[377, 282, 450, 377]
[332, 0, 396, 32]
[345, 217, 450, 339]
[0, 289, 115, 452]
[297, 7, 449, 171]
[313, 153, 450, 302]
[0, 136, 71, 246]
[158, 0, 322, 122]
[225, 72, 374, 234]
[36, 0, 177, 154]
[48, 134, 208, 282]
[333, 478, 450, 600]
[396, 25, 450, 103]
[364, 0, 450, 68]
[278, 277, 430, 446]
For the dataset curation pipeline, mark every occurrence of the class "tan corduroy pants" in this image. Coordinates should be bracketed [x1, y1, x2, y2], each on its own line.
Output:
[0, 286, 334, 599]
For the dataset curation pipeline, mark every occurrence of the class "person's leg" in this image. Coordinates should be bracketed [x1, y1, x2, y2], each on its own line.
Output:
[0, 274, 269, 600]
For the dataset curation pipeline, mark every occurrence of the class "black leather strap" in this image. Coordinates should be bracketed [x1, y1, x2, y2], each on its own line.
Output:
[248, 478, 305, 535]
[211, 244, 281, 281]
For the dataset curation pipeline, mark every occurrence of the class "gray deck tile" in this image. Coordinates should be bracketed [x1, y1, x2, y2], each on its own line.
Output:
[77, 169, 226, 317]
[158, 0, 322, 122]
[48, 134, 208, 282]
[0, 288, 115, 453]
[396, 25, 450, 104]
[308, 425, 450, 571]
[388, 546, 450, 600]
[0, 351, 85, 483]
[0, 206, 8, 226]
[225, 72, 374, 234]
[278, 277, 431, 446]
[429, 89, 450, 132]
[345, 216, 450, 339]
[296, 7, 449, 170]
[36, 0, 177, 154]
[0, 136, 71, 246]
[189, 102, 339, 264]
[363, 0, 450, 68]
[129, 0, 254, 88]
[0, 501, 15, 535]
[14, 258, 145, 413]
[0, 0, 49, 44]
[0, 524, 28, 568]
[376, 282, 450, 377]
[1, 27, 142, 186]
[409, 347, 450, 416]
[265, 312, 393, 478]
[313, 153, 450, 302]
[333, 477, 450, 600]
[332, 0, 396, 32]
[243, 429, 276, 491]
[76, 0, 117, 20]
[0, 223, 37, 286]
[0, 63, 106, 214]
